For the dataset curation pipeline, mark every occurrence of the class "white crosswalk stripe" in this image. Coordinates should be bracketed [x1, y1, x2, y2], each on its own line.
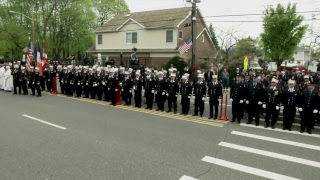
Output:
[179, 175, 198, 180]
[240, 123, 320, 138]
[218, 141, 320, 168]
[201, 156, 300, 180]
[193, 130, 320, 180]
[231, 131, 320, 151]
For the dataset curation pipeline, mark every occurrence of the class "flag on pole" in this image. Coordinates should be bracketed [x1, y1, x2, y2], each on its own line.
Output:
[26, 42, 33, 71]
[36, 43, 43, 75]
[42, 42, 48, 72]
[178, 37, 193, 55]
[243, 56, 249, 70]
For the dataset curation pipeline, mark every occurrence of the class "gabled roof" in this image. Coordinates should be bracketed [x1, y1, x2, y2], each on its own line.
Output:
[95, 7, 192, 32]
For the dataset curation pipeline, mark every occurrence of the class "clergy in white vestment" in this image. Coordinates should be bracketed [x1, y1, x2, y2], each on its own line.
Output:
[4, 66, 13, 92]
[0, 64, 5, 90]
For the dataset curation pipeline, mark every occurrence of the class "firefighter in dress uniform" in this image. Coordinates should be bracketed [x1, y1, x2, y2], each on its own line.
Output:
[155, 71, 167, 111]
[282, 80, 299, 131]
[121, 71, 133, 105]
[262, 78, 282, 129]
[166, 73, 179, 114]
[208, 75, 222, 120]
[230, 75, 245, 123]
[193, 74, 206, 117]
[133, 71, 143, 108]
[246, 75, 264, 126]
[298, 82, 319, 134]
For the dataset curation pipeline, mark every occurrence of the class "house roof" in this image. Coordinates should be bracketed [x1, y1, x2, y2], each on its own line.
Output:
[95, 7, 192, 32]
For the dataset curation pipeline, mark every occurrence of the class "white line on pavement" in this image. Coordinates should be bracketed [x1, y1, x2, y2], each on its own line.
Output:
[231, 131, 320, 151]
[202, 156, 300, 180]
[240, 124, 320, 138]
[218, 142, 320, 168]
[258, 119, 320, 129]
[179, 175, 198, 180]
[22, 114, 67, 130]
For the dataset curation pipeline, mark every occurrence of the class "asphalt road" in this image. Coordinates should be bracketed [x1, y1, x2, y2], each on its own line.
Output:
[1, 90, 320, 180]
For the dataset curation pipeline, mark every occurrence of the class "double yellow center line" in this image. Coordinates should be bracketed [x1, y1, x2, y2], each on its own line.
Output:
[47, 93, 228, 127]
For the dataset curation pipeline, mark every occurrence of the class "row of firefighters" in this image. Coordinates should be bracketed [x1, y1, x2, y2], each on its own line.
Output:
[6, 64, 320, 134]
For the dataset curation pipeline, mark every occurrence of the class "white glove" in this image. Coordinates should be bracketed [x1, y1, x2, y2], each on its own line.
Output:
[142, 89, 145, 92]
[298, 108, 303, 112]
[102, 82, 105, 85]
[276, 106, 280, 110]
[115, 89, 118, 92]
[192, 96, 195, 99]
[151, 90, 154, 93]
[262, 104, 266, 108]
[239, 100, 244, 103]
[313, 109, 318, 114]
[230, 98, 233, 102]
[129, 90, 132, 93]
[188, 96, 190, 98]
[121, 89, 124, 92]
[244, 99, 246, 101]
[119, 83, 122, 86]
[280, 106, 284, 110]
[258, 101, 262, 105]
[246, 101, 249, 104]
[162, 92, 165, 95]
[202, 97, 205, 101]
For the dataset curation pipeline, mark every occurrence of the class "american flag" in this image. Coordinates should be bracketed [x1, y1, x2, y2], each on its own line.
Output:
[26, 43, 33, 71]
[178, 37, 193, 55]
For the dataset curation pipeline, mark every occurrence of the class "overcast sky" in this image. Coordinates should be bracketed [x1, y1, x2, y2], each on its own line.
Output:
[125, 0, 320, 45]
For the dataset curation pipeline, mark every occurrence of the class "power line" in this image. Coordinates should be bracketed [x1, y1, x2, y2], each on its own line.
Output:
[203, 10, 320, 18]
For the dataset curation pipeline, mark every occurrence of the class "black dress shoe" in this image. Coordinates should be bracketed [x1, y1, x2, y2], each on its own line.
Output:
[156, 109, 160, 111]
[282, 127, 286, 130]
[255, 122, 259, 126]
[264, 124, 269, 128]
[180, 112, 184, 115]
[246, 121, 251, 124]
[208, 117, 213, 119]
[192, 114, 197, 116]
[166, 110, 171, 113]
[307, 130, 312, 134]
[174, 111, 177, 114]
[300, 130, 304, 133]
[230, 120, 235, 122]
[288, 128, 291, 131]
[271, 125, 275, 129]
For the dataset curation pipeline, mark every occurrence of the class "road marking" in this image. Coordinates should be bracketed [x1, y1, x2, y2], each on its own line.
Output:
[240, 124, 320, 138]
[258, 119, 320, 129]
[22, 114, 67, 130]
[179, 175, 198, 180]
[218, 142, 320, 168]
[202, 156, 300, 180]
[231, 131, 320, 151]
[47, 93, 226, 127]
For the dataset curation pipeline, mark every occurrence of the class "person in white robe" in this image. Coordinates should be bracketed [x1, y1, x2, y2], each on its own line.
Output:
[0, 64, 5, 90]
[4, 66, 13, 92]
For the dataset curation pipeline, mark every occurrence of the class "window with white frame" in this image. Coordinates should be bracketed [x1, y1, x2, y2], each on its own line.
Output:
[202, 34, 205, 42]
[126, 32, 137, 44]
[179, 31, 183, 39]
[98, 34, 103, 44]
[166, 30, 173, 42]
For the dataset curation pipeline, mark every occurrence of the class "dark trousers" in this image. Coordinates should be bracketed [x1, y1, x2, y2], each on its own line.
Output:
[156, 93, 165, 110]
[301, 109, 315, 131]
[110, 90, 116, 106]
[181, 96, 190, 114]
[146, 92, 154, 109]
[167, 94, 177, 111]
[265, 106, 278, 125]
[84, 85, 89, 98]
[76, 85, 82, 97]
[96, 86, 103, 100]
[134, 90, 142, 107]
[209, 99, 219, 119]
[59, 82, 64, 94]
[21, 81, 28, 94]
[232, 100, 242, 121]
[105, 88, 111, 101]
[40, 78, 45, 91]
[194, 96, 204, 115]
[248, 103, 260, 123]
[32, 84, 41, 96]
[66, 83, 73, 96]
[89, 86, 96, 99]
[46, 80, 52, 92]
[13, 81, 21, 94]
[283, 105, 296, 129]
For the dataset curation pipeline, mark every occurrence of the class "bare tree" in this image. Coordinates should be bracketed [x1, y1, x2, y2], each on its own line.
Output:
[216, 26, 240, 65]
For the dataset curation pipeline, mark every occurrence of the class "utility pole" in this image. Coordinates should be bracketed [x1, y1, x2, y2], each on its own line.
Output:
[190, 0, 199, 79]
[308, 14, 316, 71]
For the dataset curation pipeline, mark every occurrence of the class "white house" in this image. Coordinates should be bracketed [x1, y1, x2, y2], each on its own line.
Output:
[88, 7, 216, 68]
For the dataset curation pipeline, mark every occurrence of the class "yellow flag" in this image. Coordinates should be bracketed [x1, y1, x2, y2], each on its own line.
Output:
[243, 56, 249, 70]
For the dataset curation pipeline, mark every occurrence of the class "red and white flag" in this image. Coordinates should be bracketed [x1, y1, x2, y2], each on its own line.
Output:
[42, 42, 48, 71]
